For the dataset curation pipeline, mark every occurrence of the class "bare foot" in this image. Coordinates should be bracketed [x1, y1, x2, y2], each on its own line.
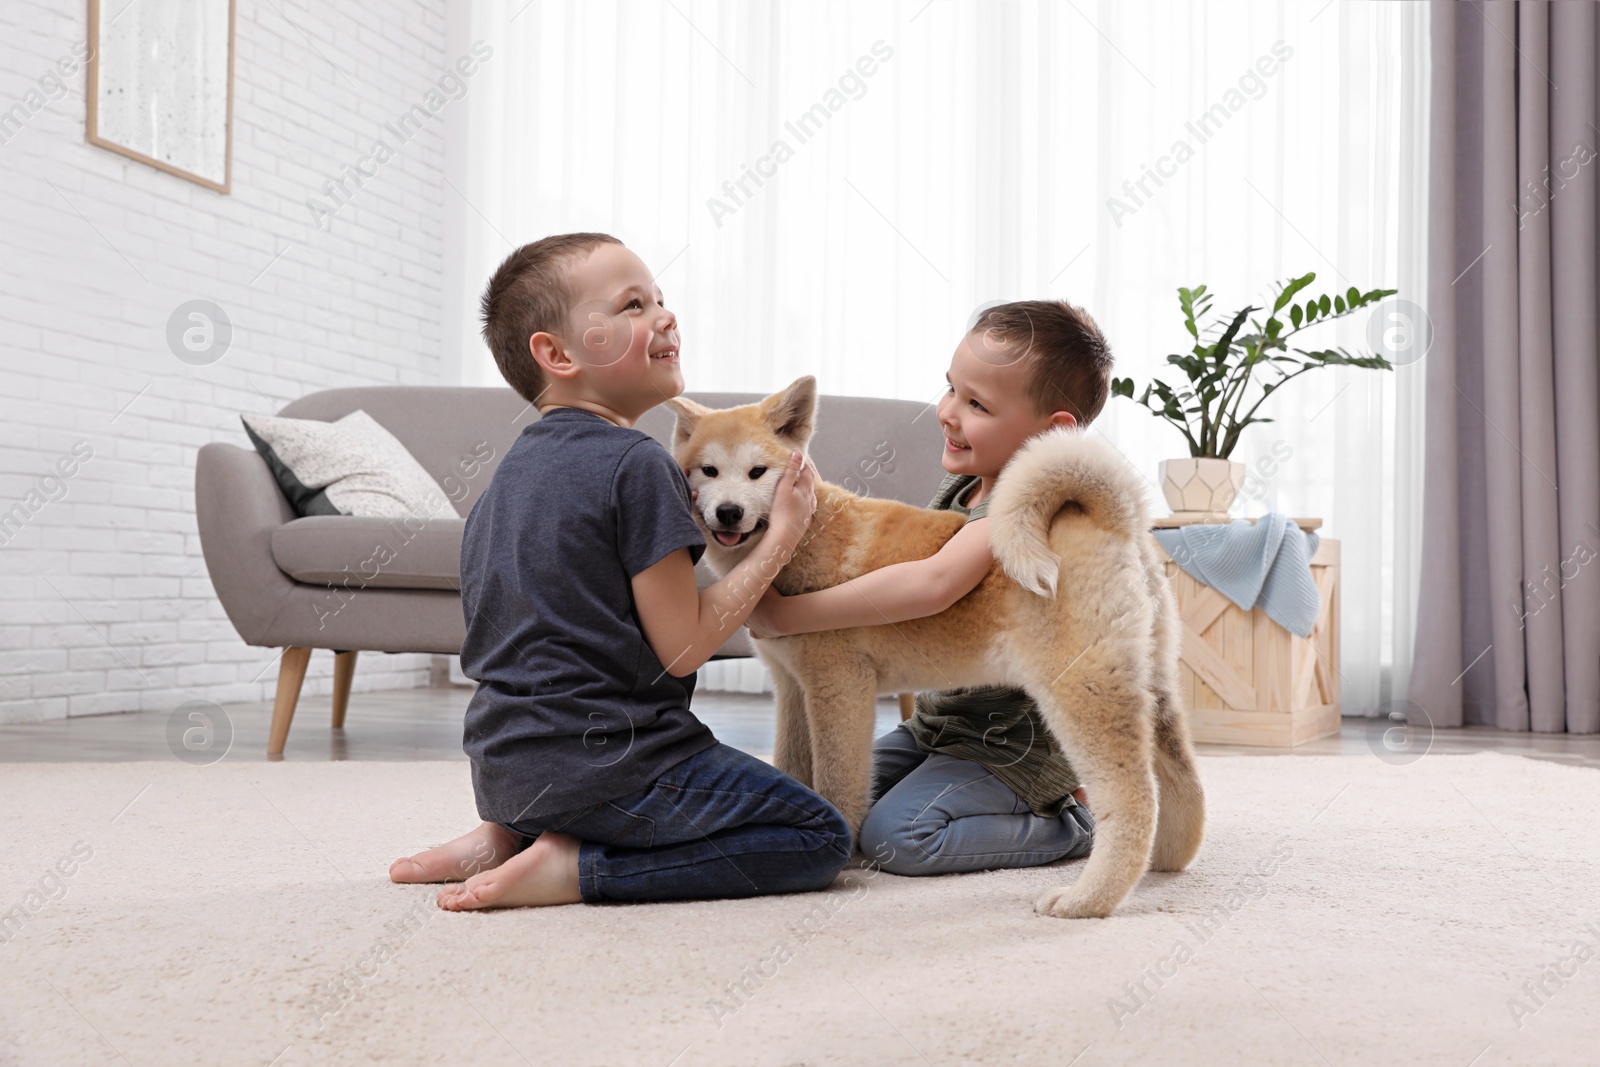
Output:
[389, 822, 520, 884]
[436, 830, 583, 911]
[1073, 786, 1089, 811]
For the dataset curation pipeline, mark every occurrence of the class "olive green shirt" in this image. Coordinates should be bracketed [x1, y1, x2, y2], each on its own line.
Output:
[900, 473, 1083, 818]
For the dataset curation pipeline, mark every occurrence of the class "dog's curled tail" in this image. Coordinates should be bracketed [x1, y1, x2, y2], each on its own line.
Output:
[986, 428, 1152, 597]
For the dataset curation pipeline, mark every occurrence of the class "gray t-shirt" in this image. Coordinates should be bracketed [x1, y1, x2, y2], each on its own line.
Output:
[460, 407, 717, 824]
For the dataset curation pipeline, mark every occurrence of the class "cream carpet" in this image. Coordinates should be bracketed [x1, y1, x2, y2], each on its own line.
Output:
[1, 752, 1595, 1066]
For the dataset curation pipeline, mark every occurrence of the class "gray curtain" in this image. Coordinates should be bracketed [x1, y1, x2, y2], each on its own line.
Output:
[1409, 1, 1600, 733]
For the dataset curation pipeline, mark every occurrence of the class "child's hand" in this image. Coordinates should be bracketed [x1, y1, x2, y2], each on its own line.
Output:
[746, 586, 789, 640]
[767, 451, 817, 545]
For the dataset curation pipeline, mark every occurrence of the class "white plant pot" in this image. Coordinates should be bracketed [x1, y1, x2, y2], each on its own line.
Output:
[1159, 457, 1245, 516]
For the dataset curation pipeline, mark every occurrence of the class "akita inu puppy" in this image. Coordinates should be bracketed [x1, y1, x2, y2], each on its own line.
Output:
[665, 376, 1205, 918]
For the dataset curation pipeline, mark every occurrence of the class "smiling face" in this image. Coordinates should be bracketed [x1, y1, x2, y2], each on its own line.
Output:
[936, 332, 1075, 481]
[536, 242, 683, 422]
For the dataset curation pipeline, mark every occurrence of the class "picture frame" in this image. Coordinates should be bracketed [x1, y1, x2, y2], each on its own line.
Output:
[85, 0, 235, 194]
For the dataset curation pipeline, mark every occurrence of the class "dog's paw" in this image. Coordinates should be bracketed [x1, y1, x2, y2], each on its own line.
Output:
[1035, 884, 1113, 919]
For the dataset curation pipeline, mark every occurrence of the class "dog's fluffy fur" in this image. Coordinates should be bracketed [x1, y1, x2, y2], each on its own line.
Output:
[666, 377, 1205, 918]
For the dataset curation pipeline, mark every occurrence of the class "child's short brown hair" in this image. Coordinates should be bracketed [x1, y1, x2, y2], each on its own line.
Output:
[969, 299, 1114, 424]
[478, 232, 622, 406]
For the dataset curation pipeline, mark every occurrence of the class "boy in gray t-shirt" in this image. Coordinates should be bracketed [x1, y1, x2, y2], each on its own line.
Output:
[390, 233, 849, 909]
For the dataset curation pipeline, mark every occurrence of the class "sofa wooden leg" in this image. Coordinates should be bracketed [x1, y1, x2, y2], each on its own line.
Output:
[898, 692, 915, 721]
[331, 650, 358, 729]
[269, 647, 313, 756]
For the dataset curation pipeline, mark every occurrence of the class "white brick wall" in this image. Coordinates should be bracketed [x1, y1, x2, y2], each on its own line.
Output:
[0, 0, 459, 723]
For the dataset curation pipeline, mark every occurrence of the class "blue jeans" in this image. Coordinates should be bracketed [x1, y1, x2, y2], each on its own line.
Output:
[498, 742, 851, 904]
[858, 724, 1095, 876]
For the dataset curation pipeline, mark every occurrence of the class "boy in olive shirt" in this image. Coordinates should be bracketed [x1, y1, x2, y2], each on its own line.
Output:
[748, 300, 1112, 875]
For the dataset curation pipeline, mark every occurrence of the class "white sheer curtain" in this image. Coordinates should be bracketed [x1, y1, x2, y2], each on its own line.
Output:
[443, 0, 1428, 712]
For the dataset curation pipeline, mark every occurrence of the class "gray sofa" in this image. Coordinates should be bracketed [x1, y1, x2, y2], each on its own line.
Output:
[195, 386, 947, 754]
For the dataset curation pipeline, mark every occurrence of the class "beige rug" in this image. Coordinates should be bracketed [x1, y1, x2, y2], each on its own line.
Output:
[1, 752, 1595, 1066]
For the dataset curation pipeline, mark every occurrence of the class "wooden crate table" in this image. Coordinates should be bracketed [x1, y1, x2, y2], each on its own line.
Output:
[1150, 516, 1340, 747]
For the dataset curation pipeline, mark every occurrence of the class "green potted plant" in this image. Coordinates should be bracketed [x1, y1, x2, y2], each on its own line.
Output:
[1111, 272, 1398, 517]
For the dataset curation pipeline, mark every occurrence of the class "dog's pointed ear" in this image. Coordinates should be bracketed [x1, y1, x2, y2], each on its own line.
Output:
[663, 396, 710, 446]
[760, 376, 817, 447]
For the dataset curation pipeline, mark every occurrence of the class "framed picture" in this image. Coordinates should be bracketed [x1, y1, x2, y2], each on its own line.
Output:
[86, 0, 235, 194]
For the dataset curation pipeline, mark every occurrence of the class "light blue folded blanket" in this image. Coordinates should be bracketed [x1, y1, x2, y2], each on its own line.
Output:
[1152, 514, 1322, 638]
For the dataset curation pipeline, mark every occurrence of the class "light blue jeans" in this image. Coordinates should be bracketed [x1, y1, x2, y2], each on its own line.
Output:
[858, 724, 1095, 876]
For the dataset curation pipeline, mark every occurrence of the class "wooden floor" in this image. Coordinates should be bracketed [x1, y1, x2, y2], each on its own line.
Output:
[2, 686, 1599, 770]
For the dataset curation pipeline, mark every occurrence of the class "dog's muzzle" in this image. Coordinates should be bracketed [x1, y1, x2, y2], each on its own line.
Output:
[706, 516, 768, 548]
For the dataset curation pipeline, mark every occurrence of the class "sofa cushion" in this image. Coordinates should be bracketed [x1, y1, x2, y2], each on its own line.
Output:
[269, 514, 756, 659]
[242, 410, 450, 518]
[271, 516, 467, 591]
